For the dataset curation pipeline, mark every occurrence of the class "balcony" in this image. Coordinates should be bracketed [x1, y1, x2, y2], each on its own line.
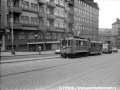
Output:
[8, 23, 22, 29]
[47, 14, 56, 20]
[38, 12, 47, 18]
[38, 0, 46, 4]
[69, 10, 74, 14]
[47, 26, 56, 31]
[38, 25, 47, 30]
[65, 18, 69, 22]
[69, 0, 74, 5]
[47, 2, 56, 8]
[65, 7, 69, 12]
[22, 23, 38, 27]
[8, 6, 22, 14]
[69, 18, 74, 23]
[57, 3, 64, 8]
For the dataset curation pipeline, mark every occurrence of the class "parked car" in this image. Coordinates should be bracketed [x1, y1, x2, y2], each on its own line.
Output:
[112, 47, 118, 53]
[55, 49, 61, 54]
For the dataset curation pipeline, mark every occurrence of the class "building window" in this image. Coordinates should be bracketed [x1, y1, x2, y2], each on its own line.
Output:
[52, 33, 57, 39]
[54, 0, 59, 4]
[29, 32, 35, 39]
[21, 16, 29, 24]
[31, 3, 38, 11]
[64, 13, 67, 18]
[47, 8, 50, 14]
[38, 33, 43, 39]
[59, 0, 64, 6]
[54, 21, 59, 28]
[19, 32, 26, 39]
[59, 22, 64, 28]
[74, 7, 78, 12]
[19, 45, 26, 50]
[46, 20, 50, 26]
[46, 33, 51, 39]
[54, 9, 59, 16]
[74, 16, 78, 21]
[39, 6, 44, 12]
[59, 11, 64, 18]
[31, 17, 38, 25]
[64, 23, 67, 28]
[57, 33, 62, 40]
[46, 0, 50, 2]
[39, 18, 44, 25]
[21, 1, 29, 9]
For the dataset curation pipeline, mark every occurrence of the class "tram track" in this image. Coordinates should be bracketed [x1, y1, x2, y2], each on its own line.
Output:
[1, 54, 119, 77]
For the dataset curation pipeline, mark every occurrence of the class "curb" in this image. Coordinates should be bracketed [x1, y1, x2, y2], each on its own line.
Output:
[1, 51, 55, 57]
[1, 53, 54, 57]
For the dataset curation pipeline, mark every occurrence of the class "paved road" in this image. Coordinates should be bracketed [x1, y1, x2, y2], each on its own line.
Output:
[1, 52, 120, 90]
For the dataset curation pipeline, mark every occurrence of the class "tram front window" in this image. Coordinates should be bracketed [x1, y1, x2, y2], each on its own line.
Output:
[62, 40, 67, 46]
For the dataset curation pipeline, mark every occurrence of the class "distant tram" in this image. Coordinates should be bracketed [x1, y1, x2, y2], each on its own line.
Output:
[102, 43, 112, 54]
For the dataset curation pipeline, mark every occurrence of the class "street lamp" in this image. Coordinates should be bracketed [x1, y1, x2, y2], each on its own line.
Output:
[43, 0, 49, 51]
[34, 34, 38, 51]
[10, 0, 15, 54]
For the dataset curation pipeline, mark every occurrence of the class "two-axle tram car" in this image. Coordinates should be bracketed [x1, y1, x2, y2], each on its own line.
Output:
[89, 41, 102, 55]
[60, 36, 90, 58]
[60, 36, 103, 58]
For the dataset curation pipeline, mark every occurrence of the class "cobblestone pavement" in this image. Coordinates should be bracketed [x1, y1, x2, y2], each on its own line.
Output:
[1, 53, 120, 90]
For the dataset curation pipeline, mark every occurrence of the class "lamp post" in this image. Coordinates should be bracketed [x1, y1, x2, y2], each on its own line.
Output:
[35, 34, 38, 51]
[10, 0, 15, 54]
[43, 0, 49, 51]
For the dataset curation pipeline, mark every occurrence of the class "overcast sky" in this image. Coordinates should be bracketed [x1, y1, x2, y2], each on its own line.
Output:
[94, 0, 120, 29]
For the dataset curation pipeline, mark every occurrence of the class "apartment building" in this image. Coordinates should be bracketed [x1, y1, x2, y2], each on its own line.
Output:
[0, 0, 7, 51]
[2, 0, 99, 51]
[98, 28, 112, 43]
[112, 18, 120, 48]
[2, 0, 74, 51]
[74, 0, 99, 41]
[0, 0, 2, 47]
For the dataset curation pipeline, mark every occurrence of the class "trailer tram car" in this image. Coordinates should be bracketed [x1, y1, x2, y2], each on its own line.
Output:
[89, 41, 103, 55]
[60, 36, 103, 58]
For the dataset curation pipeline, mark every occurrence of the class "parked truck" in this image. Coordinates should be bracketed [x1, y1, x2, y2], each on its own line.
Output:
[102, 41, 112, 54]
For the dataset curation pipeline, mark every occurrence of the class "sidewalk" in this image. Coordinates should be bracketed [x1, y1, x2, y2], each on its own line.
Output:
[1, 50, 55, 57]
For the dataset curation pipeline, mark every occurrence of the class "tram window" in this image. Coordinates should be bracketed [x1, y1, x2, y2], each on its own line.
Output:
[79, 41, 80, 46]
[83, 41, 86, 46]
[62, 40, 67, 46]
[81, 41, 83, 46]
[68, 40, 71, 46]
[76, 40, 78, 46]
[60, 40, 62, 46]
[76, 40, 80, 46]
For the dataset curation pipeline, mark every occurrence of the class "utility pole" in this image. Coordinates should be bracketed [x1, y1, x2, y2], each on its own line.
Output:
[10, 0, 15, 54]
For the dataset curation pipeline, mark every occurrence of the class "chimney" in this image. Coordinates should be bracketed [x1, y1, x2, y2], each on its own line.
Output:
[116, 18, 120, 22]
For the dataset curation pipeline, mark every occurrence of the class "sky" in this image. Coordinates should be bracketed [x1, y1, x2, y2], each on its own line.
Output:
[94, 0, 120, 29]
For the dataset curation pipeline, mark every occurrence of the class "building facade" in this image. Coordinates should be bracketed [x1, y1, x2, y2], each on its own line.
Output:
[98, 28, 112, 43]
[74, 0, 99, 41]
[111, 18, 120, 48]
[0, 0, 7, 51]
[1, 0, 99, 51]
